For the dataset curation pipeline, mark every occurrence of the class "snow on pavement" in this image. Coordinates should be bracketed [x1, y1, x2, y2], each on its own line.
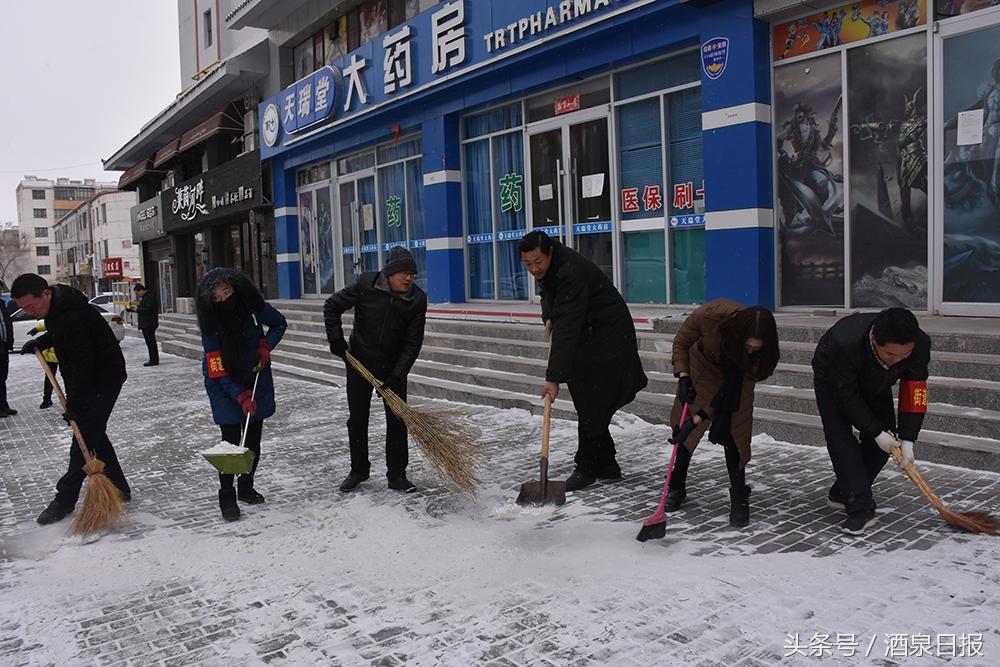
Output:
[0, 337, 997, 666]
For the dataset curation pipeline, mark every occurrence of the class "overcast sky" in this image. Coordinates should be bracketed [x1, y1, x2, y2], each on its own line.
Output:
[0, 1, 180, 224]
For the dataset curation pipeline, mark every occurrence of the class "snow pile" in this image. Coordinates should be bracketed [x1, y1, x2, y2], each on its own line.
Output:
[200, 441, 249, 456]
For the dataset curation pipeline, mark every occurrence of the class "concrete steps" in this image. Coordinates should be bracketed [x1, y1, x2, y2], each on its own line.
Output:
[153, 302, 1000, 472]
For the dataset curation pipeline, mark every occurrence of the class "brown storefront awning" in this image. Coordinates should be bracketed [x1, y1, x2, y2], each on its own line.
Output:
[118, 158, 164, 189]
[177, 112, 244, 153]
[152, 138, 181, 168]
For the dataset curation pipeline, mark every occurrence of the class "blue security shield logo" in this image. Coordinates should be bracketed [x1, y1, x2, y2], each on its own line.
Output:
[702, 37, 729, 80]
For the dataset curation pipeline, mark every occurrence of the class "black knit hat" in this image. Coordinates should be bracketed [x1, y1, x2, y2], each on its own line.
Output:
[383, 246, 417, 276]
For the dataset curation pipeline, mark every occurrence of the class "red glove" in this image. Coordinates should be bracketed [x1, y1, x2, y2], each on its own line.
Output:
[236, 390, 257, 416]
[257, 339, 272, 368]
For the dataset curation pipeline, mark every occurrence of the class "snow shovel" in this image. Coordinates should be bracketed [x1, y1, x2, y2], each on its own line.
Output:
[636, 402, 690, 542]
[202, 370, 260, 476]
[516, 391, 566, 506]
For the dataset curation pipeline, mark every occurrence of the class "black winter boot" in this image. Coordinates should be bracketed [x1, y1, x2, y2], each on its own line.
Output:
[728, 485, 751, 528]
[219, 489, 241, 521]
[237, 476, 265, 504]
[339, 471, 370, 492]
[564, 468, 596, 492]
[665, 487, 687, 511]
[37, 499, 72, 525]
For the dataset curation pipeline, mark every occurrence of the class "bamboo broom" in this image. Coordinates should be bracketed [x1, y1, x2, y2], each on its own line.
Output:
[34, 350, 125, 535]
[344, 352, 482, 495]
[891, 446, 1000, 535]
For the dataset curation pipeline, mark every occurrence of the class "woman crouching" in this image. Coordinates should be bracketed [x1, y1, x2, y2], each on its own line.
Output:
[667, 299, 779, 527]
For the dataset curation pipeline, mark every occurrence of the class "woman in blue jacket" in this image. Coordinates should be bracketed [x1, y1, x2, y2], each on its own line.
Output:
[196, 268, 287, 521]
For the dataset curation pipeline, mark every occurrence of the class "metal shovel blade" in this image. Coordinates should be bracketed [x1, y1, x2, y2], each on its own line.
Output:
[516, 457, 566, 506]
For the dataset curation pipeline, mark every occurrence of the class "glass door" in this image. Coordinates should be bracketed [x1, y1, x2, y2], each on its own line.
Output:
[340, 181, 360, 287]
[527, 113, 614, 283]
[357, 175, 379, 273]
[936, 9, 1000, 316]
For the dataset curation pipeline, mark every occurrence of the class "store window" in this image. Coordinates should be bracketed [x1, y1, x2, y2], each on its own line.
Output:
[773, 1, 928, 309]
[614, 53, 703, 304]
[296, 162, 335, 295]
[463, 103, 529, 300]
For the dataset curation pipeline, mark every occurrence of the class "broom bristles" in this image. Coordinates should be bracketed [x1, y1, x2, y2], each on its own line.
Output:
[71, 462, 125, 535]
[345, 354, 483, 495]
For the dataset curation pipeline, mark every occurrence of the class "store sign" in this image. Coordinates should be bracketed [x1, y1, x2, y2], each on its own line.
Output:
[701, 37, 728, 80]
[498, 173, 523, 213]
[670, 214, 705, 228]
[161, 151, 263, 233]
[672, 181, 705, 211]
[772, 0, 926, 61]
[554, 95, 581, 115]
[259, 0, 653, 159]
[621, 185, 665, 213]
[130, 198, 164, 243]
[102, 257, 123, 278]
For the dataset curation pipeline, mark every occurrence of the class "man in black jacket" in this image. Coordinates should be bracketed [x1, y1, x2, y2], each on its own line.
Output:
[519, 231, 648, 492]
[324, 247, 427, 493]
[12, 274, 131, 524]
[812, 307, 931, 536]
[0, 298, 14, 417]
[131, 283, 159, 366]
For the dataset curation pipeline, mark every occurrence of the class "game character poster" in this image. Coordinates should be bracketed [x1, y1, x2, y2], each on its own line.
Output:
[298, 192, 317, 294]
[942, 24, 1000, 303]
[315, 187, 336, 294]
[774, 0, 926, 61]
[936, 0, 1000, 17]
[774, 54, 846, 306]
[847, 33, 928, 308]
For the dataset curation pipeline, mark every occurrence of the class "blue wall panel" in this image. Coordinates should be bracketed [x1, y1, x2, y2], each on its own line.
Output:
[706, 227, 774, 309]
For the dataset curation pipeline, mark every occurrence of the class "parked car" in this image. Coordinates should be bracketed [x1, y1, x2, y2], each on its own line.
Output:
[88, 292, 116, 306]
[10, 304, 126, 345]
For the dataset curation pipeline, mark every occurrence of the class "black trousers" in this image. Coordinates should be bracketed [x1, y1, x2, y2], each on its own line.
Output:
[141, 327, 159, 364]
[567, 381, 620, 475]
[0, 346, 9, 411]
[346, 365, 408, 477]
[815, 383, 894, 515]
[42, 362, 59, 401]
[218, 420, 263, 488]
[54, 384, 130, 509]
[667, 434, 746, 491]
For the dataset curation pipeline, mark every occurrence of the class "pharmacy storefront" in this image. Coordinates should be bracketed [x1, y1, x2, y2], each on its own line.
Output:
[767, 0, 1000, 315]
[262, 0, 777, 308]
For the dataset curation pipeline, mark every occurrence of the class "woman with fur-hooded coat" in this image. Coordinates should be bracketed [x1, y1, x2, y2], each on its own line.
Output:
[196, 268, 287, 521]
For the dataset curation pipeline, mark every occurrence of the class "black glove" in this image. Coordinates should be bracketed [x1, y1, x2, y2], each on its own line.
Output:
[27, 326, 39, 337]
[62, 408, 79, 425]
[329, 338, 347, 359]
[677, 375, 696, 404]
[20, 339, 41, 355]
[378, 374, 401, 393]
[669, 417, 697, 445]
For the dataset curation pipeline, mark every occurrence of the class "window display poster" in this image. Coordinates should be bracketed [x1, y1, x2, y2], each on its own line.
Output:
[294, 39, 314, 81]
[847, 33, 928, 309]
[937, 0, 1000, 17]
[313, 33, 325, 71]
[325, 17, 348, 65]
[942, 24, 1000, 303]
[298, 191, 317, 294]
[774, 53, 845, 306]
[773, 0, 926, 61]
[360, 0, 388, 45]
[315, 188, 336, 294]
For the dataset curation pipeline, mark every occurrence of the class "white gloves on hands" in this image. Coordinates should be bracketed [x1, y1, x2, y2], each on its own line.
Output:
[874, 431, 899, 455]
[899, 440, 916, 467]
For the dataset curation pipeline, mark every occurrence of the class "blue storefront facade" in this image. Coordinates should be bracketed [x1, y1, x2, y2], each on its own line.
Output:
[260, 0, 775, 308]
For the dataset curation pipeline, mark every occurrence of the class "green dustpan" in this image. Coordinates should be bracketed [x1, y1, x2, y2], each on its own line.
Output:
[202, 448, 255, 475]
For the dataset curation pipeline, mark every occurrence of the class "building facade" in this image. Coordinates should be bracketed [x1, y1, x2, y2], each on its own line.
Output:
[53, 191, 140, 296]
[105, 0, 275, 308]
[15, 176, 117, 285]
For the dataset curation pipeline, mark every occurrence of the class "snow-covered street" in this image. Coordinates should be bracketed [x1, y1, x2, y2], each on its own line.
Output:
[1, 338, 998, 666]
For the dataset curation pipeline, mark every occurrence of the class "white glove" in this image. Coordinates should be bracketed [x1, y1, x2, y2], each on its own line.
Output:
[899, 440, 915, 467]
[874, 431, 899, 455]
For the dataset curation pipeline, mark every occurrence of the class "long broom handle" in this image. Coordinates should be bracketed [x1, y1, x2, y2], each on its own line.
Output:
[890, 446, 947, 512]
[34, 349, 95, 465]
[654, 402, 689, 513]
[540, 334, 553, 460]
[240, 313, 264, 449]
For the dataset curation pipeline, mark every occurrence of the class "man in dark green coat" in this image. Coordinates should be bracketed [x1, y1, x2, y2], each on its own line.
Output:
[519, 231, 648, 491]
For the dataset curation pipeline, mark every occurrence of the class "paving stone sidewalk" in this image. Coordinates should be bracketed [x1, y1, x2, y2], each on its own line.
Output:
[0, 338, 998, 666]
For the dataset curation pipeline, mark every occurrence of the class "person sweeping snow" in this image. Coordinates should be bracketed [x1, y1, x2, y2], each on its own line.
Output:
[324, 246, 427, 494]
[196, 268, 287, 521]
[812, 307, 930, 536]
[666, 299, 779, 527]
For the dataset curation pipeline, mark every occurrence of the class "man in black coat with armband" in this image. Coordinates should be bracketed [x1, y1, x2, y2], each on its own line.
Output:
[12, 274, 131, 525]
[812, 307, 931, 536]
[519, 230, 648, 492]
[324, 247, 427, 493]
